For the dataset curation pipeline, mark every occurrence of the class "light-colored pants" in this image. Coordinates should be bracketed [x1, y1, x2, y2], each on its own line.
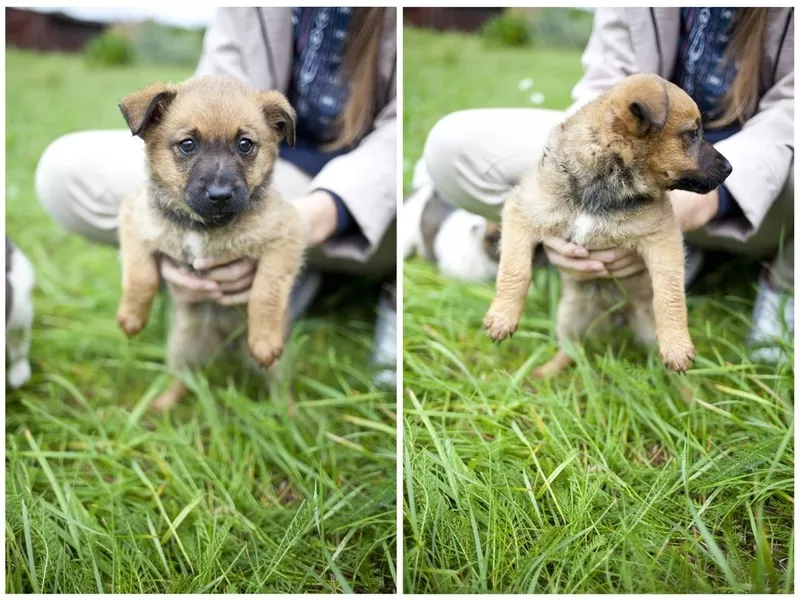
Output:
[35, 130, 396, 277]
[422, 108, 794, 289]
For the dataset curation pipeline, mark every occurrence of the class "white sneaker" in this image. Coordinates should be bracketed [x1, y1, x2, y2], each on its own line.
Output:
[371, 284, 397, 390]
[747, 274, 794, 364]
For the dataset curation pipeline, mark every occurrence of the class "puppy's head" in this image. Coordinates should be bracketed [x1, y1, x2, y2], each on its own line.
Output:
[607, 74, 732, 194]
[119, 75, 296, 226]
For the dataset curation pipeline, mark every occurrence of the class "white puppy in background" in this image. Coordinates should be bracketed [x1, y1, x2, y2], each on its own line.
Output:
[403, 161, 500, 283]
[6, 239, 35, 388]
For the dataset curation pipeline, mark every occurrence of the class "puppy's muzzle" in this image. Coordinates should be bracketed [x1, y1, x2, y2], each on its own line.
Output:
[670, 144, 733, 194]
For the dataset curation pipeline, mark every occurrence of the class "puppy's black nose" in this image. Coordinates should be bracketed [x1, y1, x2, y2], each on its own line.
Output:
[721, 158, 733, 177]
[206, 185, 234, 204]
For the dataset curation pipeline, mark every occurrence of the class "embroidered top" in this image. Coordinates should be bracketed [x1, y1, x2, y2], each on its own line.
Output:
[281, 7, 357, 237]
[673, 7, 743, 222]
[673, 7, 740, 125]
[289, 7, 353, 145]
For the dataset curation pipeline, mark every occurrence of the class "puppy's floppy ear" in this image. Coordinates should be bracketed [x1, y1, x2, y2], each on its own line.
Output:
[627, 80, 669, 137]
[119, 81, 177, 137]
[259, 90, 296, 147]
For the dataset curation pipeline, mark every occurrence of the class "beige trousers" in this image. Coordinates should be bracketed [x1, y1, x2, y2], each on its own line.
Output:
[422, 108, 794, 288]
[35, 130, 396, 277]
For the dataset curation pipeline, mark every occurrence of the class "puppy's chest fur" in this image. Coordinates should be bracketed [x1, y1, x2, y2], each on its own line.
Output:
[126, 187, 295, 265]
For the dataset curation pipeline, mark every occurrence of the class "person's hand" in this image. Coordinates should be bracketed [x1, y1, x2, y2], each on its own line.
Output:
[669, 188, 720, 232]
[292, 190, 339, 247]
[159, 255, 257, 306]
[543, 237, 646, 281]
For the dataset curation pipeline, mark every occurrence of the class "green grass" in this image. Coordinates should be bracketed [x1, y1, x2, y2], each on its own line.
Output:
[402, 26, 794, 593]
[5, 49, 396, 593]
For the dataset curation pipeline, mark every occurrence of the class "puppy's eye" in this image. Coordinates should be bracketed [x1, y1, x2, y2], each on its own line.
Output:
[689, 128, 700, 142]
[178, 139, 196, 155]
[238, 138, 254, 155]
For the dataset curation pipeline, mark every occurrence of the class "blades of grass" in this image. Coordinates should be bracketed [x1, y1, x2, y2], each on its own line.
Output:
[404, 437, 419, 538]
[87, 541, 103, 593]
[258, 500, 315, 587]
[466, 494, 487, 591]
[44, 374, 108, 441]
[131, 461, 193, 572]
[765, 420, 793, 482]
[146, 515, 170, 577]
[426, 340, 489, 406]
[160, 495, 203, 545]
[407, 389, 461, 508]
[23, 429, 82, 556]
[20, 498, 40, 593]
[536, 449, 578, 499]
[782, 528, 794, 593]
[324, 432, 377, 459]
[521, 469, 544, 528]
[124, 377, 168, 433]
[510, 420, 564, 523]
[681, 433, 739, 591]
[341, 414, 396, 436]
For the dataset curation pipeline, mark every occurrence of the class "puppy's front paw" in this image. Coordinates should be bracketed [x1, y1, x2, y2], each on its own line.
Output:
[659, 335, 696, 373]
[249, 334, 284, 369]
[116, 304, 148, 337]
[483, 304, 519, 342]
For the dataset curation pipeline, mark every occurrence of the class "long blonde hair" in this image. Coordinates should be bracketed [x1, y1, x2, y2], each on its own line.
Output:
[708, 8, 769, 128]
[322, 7, 386, 151]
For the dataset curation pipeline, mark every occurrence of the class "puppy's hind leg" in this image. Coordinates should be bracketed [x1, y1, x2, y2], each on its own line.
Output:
[152, 304, 228, 411]
[628, 299, 658, 349]
[152, 379, 189, 411]
[533, 286, 603, 379]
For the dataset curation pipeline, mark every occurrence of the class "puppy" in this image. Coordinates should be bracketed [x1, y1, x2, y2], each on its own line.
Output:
[484, 74, 732, 377]
[116, 75, 304, 409]
[6, 238, 35, 388]
[402, 184, 500, 282]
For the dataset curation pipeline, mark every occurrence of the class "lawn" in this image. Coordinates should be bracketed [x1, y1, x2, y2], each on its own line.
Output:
[5, 49, 396, 593]
[402, 26, 794, 593]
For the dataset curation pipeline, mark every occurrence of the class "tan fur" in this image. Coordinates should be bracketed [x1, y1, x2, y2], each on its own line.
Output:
[485, 74, 732, 376]
[115, 75, 304, 409]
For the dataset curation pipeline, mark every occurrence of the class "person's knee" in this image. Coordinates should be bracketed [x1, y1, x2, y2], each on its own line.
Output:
[35, 132, 89, 231]
[34, 131, 126, 245]
[422, 111, 474, 193]
[423, 110, 500, 218]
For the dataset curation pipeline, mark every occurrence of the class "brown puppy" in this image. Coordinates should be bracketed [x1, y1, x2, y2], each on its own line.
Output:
[484, 74, 732, 377]
[116, 75, 304, 409]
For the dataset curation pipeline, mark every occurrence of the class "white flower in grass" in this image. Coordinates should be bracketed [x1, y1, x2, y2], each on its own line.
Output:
[518, 78, 534, 91]
[530, 92, 545, 105]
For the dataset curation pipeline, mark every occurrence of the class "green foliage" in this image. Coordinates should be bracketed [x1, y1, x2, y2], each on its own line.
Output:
[480, 13, 533, 48]
[530, 7, 595, 50]
[131, 21, 205, 68]
[83, 30, 134, 67]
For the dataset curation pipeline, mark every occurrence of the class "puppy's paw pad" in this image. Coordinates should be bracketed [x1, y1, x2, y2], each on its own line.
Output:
[660, 341, 696, 373]
[483, 309, 518, 342]
[116, 309, 147, 337]
[249, 337, 284, 369]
